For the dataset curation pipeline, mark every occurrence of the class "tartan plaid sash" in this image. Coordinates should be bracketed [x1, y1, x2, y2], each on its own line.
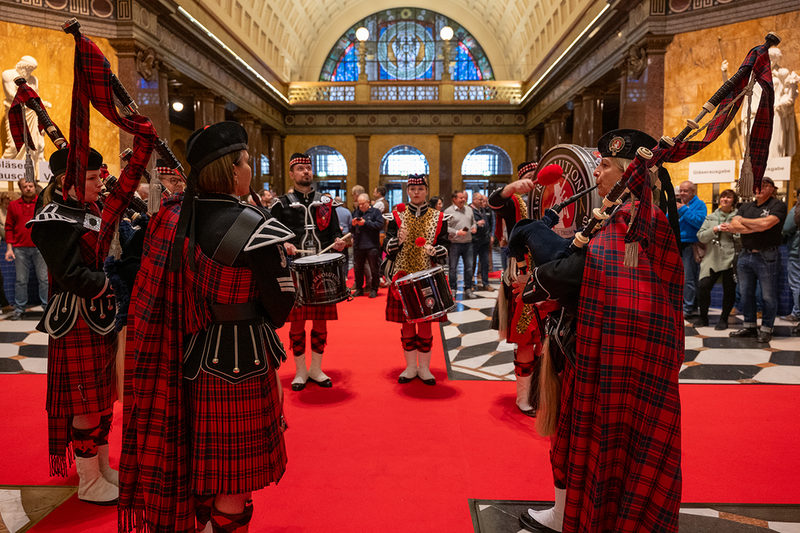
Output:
[622, 40, 774, 248]
[8, 82, 43, 151]
[65, 31, 158, 262]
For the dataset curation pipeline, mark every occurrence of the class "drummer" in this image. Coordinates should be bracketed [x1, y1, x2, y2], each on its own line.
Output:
[383, 174, 449, 385]
[270, 153, 347, 391]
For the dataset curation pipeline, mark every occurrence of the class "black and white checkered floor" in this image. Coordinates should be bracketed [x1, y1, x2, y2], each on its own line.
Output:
[441, 283, 800, 385]
[2, 297, 799, 384]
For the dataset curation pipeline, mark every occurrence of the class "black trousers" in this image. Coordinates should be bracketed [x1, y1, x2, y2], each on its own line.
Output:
[354, 248, 380, 291]
[697, 268, 736, 320]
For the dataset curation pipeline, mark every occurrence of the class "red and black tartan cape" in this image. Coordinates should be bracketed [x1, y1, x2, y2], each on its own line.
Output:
[64, 31, 157, 262]
[119, 195, 194, 533]
[8, 82, 47, 151]
[551, 204, 683, 532]
[621, 39, 773, 249]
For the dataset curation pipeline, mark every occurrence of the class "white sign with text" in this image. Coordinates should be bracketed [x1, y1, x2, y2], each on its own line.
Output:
[739, 156, 791, 181]
[688, 160, 736, 184]
[0, 159, 27, 182]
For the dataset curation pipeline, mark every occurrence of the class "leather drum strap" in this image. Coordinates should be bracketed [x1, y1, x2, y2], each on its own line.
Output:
[212, 208, 263, 266]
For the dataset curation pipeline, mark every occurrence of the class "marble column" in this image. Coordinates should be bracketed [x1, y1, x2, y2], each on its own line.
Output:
[542, 113, 569, 153]
[214, 97, 227, 123]
[355, 134, 370, 194]
[619, 35, 672, 139]
[576, 91, 603, 147]
[194, 91, 217, 129]
[526, 128, 543, 163]
[439, 134, 454, 200]
[270, 134, 285, 195]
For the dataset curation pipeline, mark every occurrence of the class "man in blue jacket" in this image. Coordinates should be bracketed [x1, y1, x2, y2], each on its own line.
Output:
[351, 193, 384, 298]
[677, 180, 707, 318]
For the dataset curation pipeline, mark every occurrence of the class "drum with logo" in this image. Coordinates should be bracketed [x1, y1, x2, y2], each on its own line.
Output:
[528, 144, 602, 238]
[395, 266, 455, 322]
[291, 253, 348, 305]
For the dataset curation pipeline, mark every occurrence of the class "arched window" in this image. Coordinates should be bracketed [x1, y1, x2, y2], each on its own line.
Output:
[380, 145, 429, 177]
[320, 8, 493, 82]
[305, 146, 348, 178]
[461, 145, 512, 177]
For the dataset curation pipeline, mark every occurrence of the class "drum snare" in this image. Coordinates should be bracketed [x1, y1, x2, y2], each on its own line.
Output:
[290, 252, 348, 305]
[395, 266, 455, 322]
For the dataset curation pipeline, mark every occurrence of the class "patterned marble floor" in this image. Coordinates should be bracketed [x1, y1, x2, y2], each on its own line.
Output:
[441, 284, 800, 385]
[469, 499, 800, 533]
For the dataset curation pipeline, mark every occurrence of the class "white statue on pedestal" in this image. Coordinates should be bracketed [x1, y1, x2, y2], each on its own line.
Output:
[2, 56, 50, 171]
[731, 48, 799, 158]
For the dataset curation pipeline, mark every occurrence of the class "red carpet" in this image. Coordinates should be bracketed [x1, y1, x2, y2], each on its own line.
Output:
[0, 289, 798, 531]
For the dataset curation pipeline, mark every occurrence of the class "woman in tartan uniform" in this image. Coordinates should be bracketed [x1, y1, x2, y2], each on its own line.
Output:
[383, 174, 449, 385]
[517, 130, 683, 533]
[30, 147, 119, 505]
[120, 122, 296, 533]
[488, 161, 543, 416]
[270, 153, 346, 391]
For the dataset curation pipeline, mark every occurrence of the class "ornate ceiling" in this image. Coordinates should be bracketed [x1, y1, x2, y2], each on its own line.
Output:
[184, 0, 601, 83]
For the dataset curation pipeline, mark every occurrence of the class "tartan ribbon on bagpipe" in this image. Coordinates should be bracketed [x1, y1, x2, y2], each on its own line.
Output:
[65, 31, 158, 260]
[623, 39, 774, 247]
[8, 83, 43, 151]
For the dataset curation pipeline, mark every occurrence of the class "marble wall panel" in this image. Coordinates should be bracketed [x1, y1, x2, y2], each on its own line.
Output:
[664, 12, 800, 206]
[0, 21, 120, 187]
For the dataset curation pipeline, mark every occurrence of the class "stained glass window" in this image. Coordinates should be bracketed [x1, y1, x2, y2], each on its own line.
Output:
[461, 145, 512, 177]
[380, 145, 429, 176]
[306, 146, 348, 178]
[320, 8, 493, 82]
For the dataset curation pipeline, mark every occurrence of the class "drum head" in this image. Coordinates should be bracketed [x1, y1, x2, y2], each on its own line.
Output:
[528, 144, 602, 238]
[396, 266, 442, 285]
[294, 252, 344, 265]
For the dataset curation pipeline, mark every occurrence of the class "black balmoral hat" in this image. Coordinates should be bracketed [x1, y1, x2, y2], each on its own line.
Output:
[407, 174, 428, 187]
[49, 147, 103, 177]
[597, 129, 657, 160]
[186, 121, 248, 173]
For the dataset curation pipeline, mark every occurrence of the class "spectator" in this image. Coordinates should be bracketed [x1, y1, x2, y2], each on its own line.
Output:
[372, 185, 389, 214]
[351, 193, 383, 298]
[5, 178, 48, 319]
[694, 189, 740, 329]
[677, 180, 707, 318]
[470, 193, 495, 292]
[782, 186, 800, 323]
[259, 188, 274, 208]
[334, 196, 352, 265]
[0, 193, 12, 312]
[445, 190, 477, 299]
[724, 177, 787, 343]
[428, 196, 443, 211]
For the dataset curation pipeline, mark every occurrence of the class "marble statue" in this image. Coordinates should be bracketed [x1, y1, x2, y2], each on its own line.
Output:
[730, 48, 799, 158]
[2, 56, 50, 171]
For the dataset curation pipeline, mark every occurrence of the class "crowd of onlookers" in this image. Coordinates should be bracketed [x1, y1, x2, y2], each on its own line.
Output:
[4, 174, 800, 344]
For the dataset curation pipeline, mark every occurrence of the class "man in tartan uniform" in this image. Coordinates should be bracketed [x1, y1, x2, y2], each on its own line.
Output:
[383, 174, 449, 385]
[120, 122, 296, 533]
[488, 160, 543, 416]
[270, 153, 346, 391]
[30, 147, 120, 505]
[517, 129, 684, 533]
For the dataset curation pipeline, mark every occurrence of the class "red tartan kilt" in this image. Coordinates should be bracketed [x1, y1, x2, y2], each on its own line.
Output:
[385, 288, 447, 323]
[287, 302, 337, 322]
[185, 367, 287, 495]
[46, 315, 116, 417]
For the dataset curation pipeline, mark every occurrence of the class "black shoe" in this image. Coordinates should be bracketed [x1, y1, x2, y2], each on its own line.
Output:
[756, 331, 772, 344]
[352, 289, 364, 297]
[307, 376, 333, 388]
[684, 309, 699, 320]
[691, 316, 708, 328]
[518, 406, 536, 418]
[419, 376, 436, 386]
[291, 381, 306, 391]
[397, 375, 415, 384]
[519, 510, 558, 532]
[369, 290, 377, 298]
[730, 327, 758, 338]
[714, 319, 729, 331]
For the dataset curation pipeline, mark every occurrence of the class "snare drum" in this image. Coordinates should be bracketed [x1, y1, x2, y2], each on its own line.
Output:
[291, 253, 348, 305]
[395, 266, 455, 322]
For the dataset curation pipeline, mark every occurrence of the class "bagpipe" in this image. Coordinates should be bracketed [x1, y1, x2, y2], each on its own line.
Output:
[511, 32, 779, 270]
